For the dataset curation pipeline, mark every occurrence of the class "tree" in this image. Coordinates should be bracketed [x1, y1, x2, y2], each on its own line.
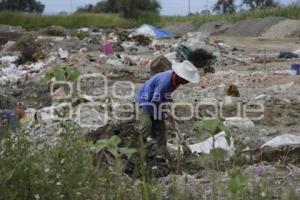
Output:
[0, 0, 45, 13]
[76, 0, 161, 19]
[242, 0, 280, 10]
[213, 0, 236, 14]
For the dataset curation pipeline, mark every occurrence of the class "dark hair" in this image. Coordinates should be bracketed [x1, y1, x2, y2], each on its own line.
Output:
[188, 49, 214, 65]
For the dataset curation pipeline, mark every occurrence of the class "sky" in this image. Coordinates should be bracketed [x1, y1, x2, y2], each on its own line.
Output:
[39, 0, 296, 16]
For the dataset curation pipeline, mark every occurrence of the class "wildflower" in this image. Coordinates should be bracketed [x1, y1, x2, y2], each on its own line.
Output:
[56, 181, 62, 186]
[255, 165, 264, 175]
[44, 168, 50, 173]
[261, 192, 266, 197]
[60, 159, 65, 164]
[59, 194, 65, 199]
[34, 194, 40, 200]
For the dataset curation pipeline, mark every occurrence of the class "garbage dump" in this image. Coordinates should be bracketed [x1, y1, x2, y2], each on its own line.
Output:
[1, 17, 300, 198]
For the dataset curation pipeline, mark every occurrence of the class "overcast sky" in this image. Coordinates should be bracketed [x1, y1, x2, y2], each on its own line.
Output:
[39, 0, 296, 15]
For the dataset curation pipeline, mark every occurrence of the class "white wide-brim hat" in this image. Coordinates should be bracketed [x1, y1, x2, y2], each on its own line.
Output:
[172, 60, 200, 83]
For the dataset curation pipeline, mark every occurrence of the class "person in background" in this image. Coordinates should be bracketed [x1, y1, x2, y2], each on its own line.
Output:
[0, 108, 26, 132]
[174, 44, 217, 74]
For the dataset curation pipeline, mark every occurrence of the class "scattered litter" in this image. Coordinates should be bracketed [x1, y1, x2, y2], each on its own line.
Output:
[58, 48, 69, 59]
[131, 24, 173, 39]
[293, 49, 300, 56]
[262, 134, 300, 148]
[273, 70, 290, 75]
[224, 117, 254, 130]
[290, 63, 300, 75]
[189, 131, 235, 156]
[255, 94, 272, 101]
[106, 59, 122, 66]
[269, 82, 294, 91]
[0, 55, 19, 63]
[278, 51, 299, 59]
[101, 41, 114, 55]
[130, 34, 152, 46]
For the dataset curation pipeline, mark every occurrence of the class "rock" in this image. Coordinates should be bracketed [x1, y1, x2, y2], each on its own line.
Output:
[224, 117, 254, 130]
[150, 55, 172, 75]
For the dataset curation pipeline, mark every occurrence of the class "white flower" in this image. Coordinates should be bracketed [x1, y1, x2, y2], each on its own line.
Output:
[59, 194, 65, 198]
[60, 159, 65, 164]
[56, 181, 62, 186]
[34, 194, 40, 200]
[44, 168, 50, 173]
[76, 192, 82, 196]
[261, 192, 266, 197]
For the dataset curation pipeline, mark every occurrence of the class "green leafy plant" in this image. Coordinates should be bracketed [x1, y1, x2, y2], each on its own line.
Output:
[92, 135, 137, 159]
[193, 117, 231, 146]
[44, 66, 80, 82]
[193, 117, 232, 200]
[226, 167, 250, 200]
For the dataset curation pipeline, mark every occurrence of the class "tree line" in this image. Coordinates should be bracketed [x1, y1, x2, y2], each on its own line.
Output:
[77, 0, 284, 17]
[0, 0, 296, 16]
[0, 0, 44, 13]
[213, 0, 281, 14]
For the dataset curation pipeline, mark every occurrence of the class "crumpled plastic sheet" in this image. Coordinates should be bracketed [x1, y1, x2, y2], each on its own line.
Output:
[262, 134, 300, 148]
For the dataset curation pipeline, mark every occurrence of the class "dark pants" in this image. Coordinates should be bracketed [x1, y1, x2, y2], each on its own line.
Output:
[137, 107, 167, 157]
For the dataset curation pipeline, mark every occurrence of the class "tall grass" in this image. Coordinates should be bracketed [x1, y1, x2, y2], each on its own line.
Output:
[161, 5, 300, 27]
[0, 11, 133, 29]
[0, 6, 300, 29]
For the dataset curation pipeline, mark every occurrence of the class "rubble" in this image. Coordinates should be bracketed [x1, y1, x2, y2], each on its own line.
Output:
[1, 19, 300, 197]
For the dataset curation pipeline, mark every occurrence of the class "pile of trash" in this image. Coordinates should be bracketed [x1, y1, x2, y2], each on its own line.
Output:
[1, 19, 300, 193]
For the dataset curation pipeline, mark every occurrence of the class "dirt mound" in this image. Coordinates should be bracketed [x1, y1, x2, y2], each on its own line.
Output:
[41, 25, 68, 37]
[222, 17, 285, 37]
[164, 23, 196, 38]
[262, 19, 300, 38]
[198, 21, 232, 35]
[11, 34, 45, 63]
